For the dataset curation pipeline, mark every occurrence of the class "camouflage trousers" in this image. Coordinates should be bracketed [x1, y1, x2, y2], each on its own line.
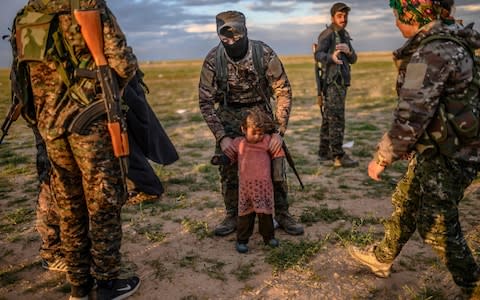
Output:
[41, 118, 126, 286]
[216, 104, 289, 216]
[33, 126, 61, 262]
[319, 83, 347, 157]
[36, 182, 61, 261]
[374, 154, 479, 287]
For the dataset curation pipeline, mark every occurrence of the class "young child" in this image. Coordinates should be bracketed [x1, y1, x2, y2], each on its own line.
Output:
[225, 108, 284, 253]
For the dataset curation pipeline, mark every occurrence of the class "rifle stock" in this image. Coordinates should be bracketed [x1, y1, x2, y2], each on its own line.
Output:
[0, 94, 23, 144]
[312, 43, 324, 109]
[73, 9, 107, 66]
[74, 9, 129, 158]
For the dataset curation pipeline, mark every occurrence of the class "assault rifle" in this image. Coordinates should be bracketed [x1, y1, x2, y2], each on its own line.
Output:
[0, 98, 22, 144]
[256, 85, 304, 189]
[312, 43, 324, 112]
[282, 141, 304, 190]
[74, 9, 129, 183]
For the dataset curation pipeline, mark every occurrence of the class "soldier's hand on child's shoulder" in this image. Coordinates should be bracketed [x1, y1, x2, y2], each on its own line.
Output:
[220, 137, 235, 158]
[269, 133, 283, 153]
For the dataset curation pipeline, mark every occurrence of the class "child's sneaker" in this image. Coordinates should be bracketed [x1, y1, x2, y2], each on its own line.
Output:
[41, 257, 68, 272]
[236, 242, 248, 254]
[267, 238, 279, 248]
[97, 276, 141, 300]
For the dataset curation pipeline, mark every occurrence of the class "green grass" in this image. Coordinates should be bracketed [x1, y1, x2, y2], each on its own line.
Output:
[231, 262, 258, 281]
[265, 239, 325, 272]
[181, 218, 212, 240]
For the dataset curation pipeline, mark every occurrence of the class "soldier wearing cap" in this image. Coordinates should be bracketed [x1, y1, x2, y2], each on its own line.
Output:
[314, 2, 358, 167]
[348, 0, 480, 296]
[198, 11, 304, 237]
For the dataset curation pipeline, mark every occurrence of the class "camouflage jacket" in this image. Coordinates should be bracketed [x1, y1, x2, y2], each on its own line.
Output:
[198, 39, 292, 142]
[314, 24, 357, 86]
[21, 0, 137, 140]
[376, 21, 480, 165]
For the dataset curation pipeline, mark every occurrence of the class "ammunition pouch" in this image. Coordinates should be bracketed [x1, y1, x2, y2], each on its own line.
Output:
[15, 10, 56, 63]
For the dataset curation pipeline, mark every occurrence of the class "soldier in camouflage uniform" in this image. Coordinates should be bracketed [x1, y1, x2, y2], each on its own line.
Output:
[199, 11, 304, 236]
[349, 0, 480, 295]
[314, 2, 358, 167]
[13, 1, 141, 299]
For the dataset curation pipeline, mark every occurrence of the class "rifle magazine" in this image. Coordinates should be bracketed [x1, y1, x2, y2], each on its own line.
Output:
[67, 100, 105, 134]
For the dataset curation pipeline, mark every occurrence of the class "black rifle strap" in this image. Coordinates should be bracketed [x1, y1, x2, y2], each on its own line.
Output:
[70, 0, 80, 24]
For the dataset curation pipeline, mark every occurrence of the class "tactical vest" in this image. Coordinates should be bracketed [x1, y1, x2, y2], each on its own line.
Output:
[215, 40, 271, 107]
[10, 0, 93, 117]
[417, 35, 480, 157]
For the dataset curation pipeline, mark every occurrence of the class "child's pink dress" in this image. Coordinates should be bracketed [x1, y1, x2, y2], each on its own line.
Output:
[231, 135, 285, 216]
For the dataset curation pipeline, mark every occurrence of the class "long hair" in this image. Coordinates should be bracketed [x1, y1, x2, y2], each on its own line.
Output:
[241, 107, 275, 133]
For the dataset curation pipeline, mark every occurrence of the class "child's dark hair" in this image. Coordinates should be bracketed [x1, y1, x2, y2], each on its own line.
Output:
[242, 107, 276, 133]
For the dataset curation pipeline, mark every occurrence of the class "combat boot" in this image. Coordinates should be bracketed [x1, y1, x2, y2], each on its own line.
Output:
[333, 154, 359, 168]
[348, 245, 392, 278]
[214, 214, 237, 236]
[275, 212, 304, 235]
[318, 152, 333, 162]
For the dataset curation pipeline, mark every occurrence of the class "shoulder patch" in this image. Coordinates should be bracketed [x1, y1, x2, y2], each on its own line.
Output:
[403, 63, 427, 90]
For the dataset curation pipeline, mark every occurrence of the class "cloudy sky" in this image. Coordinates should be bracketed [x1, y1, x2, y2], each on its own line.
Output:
[0, 0, 479, 66]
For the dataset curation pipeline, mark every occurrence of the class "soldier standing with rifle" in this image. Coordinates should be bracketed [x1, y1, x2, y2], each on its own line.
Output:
[199, 10, 304, 237]
[9, 1, 140, 299]
[314, 2, 358, 167]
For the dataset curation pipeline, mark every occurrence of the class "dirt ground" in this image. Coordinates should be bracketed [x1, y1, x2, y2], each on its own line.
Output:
[1, 54, 480, 299]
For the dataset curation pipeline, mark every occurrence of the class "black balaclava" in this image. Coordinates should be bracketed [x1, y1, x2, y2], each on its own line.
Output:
[216, 11, 249, 60]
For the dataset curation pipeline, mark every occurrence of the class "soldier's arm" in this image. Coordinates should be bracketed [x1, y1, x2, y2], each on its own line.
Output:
[265, 46, 292, 135]
[314, 29, 333, 65]
[102, 6, 138, 89]
[376, 41, 454, 165]
[199, 49, 226, 141]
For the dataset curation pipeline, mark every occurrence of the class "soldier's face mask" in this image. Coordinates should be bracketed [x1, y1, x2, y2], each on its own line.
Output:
[219, 26, 248, 60]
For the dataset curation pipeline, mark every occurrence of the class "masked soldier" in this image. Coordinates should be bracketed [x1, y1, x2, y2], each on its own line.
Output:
[314, 2, 358, 167]
[198, 11, 304, 237]
[349, 0, 480, 297]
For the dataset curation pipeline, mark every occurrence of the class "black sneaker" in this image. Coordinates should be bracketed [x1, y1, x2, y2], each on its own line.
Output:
[97, 276, 141, 300]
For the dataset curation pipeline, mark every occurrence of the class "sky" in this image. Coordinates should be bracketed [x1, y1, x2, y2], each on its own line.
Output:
[0, 0, 479, 67]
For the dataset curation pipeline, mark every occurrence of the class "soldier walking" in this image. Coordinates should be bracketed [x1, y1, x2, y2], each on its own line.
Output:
[348, 0, 480, 297]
